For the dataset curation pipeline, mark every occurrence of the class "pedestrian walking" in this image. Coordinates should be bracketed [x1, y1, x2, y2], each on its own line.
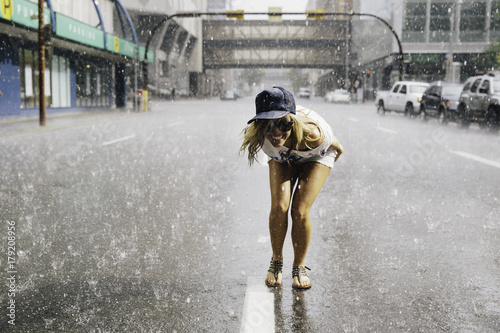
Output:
[171, 86, 176, 101]
[240, 87, 343, 289]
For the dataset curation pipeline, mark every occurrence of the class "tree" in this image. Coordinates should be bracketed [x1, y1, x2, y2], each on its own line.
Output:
[473, 42, 500, 73]
[239, 68, 262, 88]
[473, 1, 500, 72]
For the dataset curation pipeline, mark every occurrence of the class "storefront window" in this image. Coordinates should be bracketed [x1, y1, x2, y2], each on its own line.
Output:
[51, 55, 71, 107]
[19, 49, 51, 109]
[19, 49, 27, 108]
[19, 49, 34, 108]
[76, 59, 111, 107]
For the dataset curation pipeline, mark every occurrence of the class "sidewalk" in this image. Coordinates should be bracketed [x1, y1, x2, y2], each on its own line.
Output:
[0, 107, 138, 141]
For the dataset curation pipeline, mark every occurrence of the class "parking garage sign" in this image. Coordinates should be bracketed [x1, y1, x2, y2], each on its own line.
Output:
[0, 0, 13, 20]
[55, 12, 104, 49]
[1, 0, 50, 27]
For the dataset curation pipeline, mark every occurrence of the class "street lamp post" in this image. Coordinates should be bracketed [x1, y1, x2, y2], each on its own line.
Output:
[38, 0, 46, 126]
[339, 3, 351, 89]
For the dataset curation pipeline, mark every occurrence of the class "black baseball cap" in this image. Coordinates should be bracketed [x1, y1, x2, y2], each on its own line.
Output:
[247, 86, 296, 124]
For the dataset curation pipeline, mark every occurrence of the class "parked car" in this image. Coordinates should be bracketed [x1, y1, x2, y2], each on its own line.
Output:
[233, 89, 243, 98]
[457, 73, 500, 131]
[325, 89, 351, 103]
[220, 89, 237, 100]
[375, 81, 429, 116]
[298, 87, 311, 98]
[420, 81, 463, 123]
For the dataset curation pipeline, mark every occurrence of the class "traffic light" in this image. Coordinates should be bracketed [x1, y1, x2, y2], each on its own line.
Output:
[141, 60, 149, 74]
[226, 10, 244, 20]
[44, 24, 52, 46]
[268, 7, 282, 22]
[306, 9, 325, 20]
[366, 70, 371, 78]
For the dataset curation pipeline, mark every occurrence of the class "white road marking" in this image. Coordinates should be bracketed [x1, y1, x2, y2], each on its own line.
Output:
[101, 134, 136, 146]
[376, 126, 398, 134]
[449, 150, 500, 169]
[240, 276, 275, 333]
[346, 117, 359, 122]
[166, 121, 185, 128]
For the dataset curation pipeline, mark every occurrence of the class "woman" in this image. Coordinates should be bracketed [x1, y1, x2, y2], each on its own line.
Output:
[240, 87, 343, 289]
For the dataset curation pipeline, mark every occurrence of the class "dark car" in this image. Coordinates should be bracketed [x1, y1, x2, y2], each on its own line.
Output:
[419, 81, 463, 123]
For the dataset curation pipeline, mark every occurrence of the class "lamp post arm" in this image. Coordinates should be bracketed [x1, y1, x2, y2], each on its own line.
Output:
[143, 17, 169, 91]
[348, 12, 404, 81]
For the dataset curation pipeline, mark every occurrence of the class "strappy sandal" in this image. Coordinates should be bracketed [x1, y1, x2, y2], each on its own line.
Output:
[292, 265, 311, 289]
[266, 258, 283, 287]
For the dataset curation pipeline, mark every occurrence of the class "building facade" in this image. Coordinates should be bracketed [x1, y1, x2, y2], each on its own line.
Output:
[0, 0, 153, 119]
[120, 0, 207, 98]
[364, 0, 500, 91]
[311, 0, 500, 98]
[401, 0, 500, 82]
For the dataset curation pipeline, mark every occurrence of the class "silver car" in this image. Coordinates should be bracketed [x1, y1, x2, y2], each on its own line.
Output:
[298, 87, 311, 98]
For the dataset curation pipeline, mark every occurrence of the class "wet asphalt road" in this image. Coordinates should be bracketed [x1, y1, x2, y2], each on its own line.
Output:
[0, 97, 499, 332]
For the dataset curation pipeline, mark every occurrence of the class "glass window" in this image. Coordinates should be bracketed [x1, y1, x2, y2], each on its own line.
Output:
[405, 17, 427, 31]
[479, 80, 490, 94]
[490, 0, 500, 40]
[430, 2, 452, 29]
[51, 55, 71, 108]
[428, 86, 439, 96]
[406, 1, 427, 16]
[442, 85, 462, 97]
[460, 1, 487, 42]
[19, 49, 35, 108]
[18, 49, 51, 109]
[470, 79, 482, 93]
[492, 79, 500, 92]
[19, 49, 26, 108]
[463, 81, 471, 92]
[409, 85, 428, 94]
[429, 2, 454, 42]
[76, 60, 90, 107]
[403, 1, 427, 42]
[75, 59, 111, 107]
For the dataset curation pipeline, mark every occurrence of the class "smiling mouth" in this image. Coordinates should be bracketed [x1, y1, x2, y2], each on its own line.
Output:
[271, 134, 285, 141]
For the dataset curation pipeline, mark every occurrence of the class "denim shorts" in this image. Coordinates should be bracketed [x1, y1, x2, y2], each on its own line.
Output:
[268, 148, 337, 169]
[297, 148, 337, 169]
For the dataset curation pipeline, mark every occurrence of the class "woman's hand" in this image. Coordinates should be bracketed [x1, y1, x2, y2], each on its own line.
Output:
[330, 136, 343, 162]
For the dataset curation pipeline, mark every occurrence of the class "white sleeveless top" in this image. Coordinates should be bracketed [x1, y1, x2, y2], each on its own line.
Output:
[262, 108, 334, 164]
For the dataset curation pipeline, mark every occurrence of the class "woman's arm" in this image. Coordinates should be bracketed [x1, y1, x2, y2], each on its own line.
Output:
[330, 135, 343, 162]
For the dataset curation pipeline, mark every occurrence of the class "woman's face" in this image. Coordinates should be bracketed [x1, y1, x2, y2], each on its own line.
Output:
[263, 115, 293, 147]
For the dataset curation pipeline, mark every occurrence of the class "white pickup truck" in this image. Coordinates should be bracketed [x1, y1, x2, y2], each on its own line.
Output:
[375, 81, 429, 116]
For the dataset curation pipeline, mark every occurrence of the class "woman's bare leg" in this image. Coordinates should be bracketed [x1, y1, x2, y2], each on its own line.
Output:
[290, 162, 331, 288]
[266, 161, 296, 286]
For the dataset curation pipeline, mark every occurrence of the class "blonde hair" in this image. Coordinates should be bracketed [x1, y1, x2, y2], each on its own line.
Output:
[239, 108, 322, 166]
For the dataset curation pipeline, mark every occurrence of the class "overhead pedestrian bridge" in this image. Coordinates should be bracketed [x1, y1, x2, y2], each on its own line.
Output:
[202, 20, 350, 69]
